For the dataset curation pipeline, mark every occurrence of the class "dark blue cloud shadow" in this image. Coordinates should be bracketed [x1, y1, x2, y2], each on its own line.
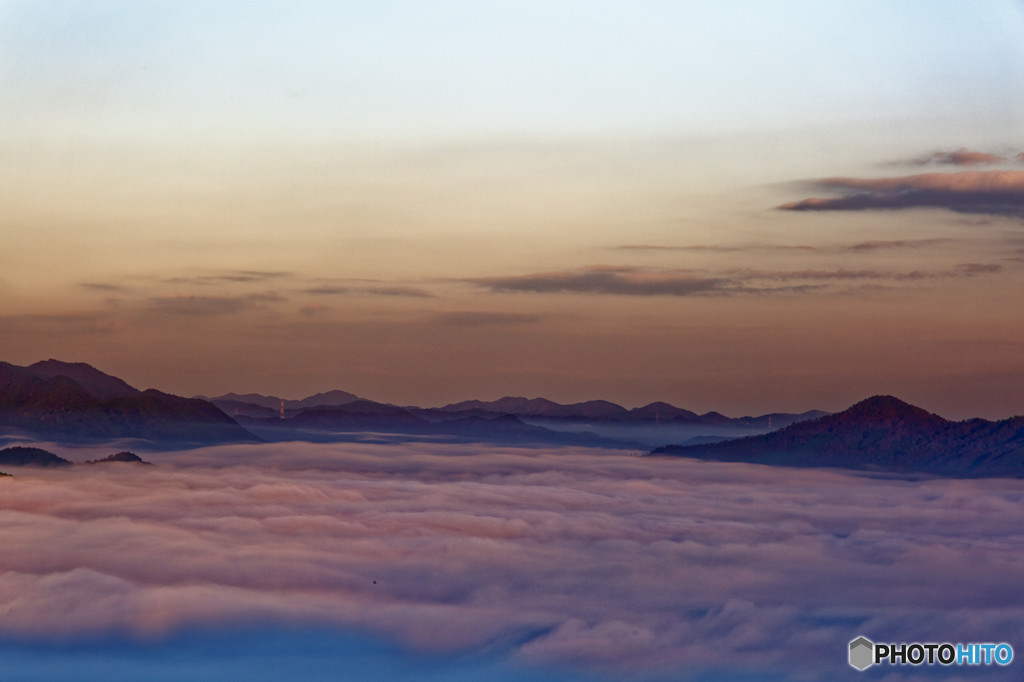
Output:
[0, 625, 595, 682]
[0, 624, 1001, 682]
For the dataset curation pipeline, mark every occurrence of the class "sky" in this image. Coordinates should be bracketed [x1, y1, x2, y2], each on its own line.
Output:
[3, 1, 1024, 417]
[1, 442, 1023, 681]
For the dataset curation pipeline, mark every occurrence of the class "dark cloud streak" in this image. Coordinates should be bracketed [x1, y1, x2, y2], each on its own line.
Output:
[780, 170, 1024, 218]
[166, 271, 293, 285]
[843, 238, 951, 251]
[304, 285, 434, 298]
[468, 260, 1005, 299]
[617, 239, 952, 254]
[470, 267, 730, 297]
[617, 243, 817, 253]
[79, 282, 129, 293]
[147, 293, 285, 316]
[736, 263, 1002, 283]
[434, 311, 543, 327]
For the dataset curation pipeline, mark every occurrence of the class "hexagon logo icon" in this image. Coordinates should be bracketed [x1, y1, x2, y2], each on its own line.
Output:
[849, 636, 874, 670]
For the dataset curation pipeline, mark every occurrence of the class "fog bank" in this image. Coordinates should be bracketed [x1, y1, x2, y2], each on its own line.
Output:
[1, 442, 1022, 680]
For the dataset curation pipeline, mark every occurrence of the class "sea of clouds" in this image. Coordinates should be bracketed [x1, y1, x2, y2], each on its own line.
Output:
[1, 442, 1022, 681]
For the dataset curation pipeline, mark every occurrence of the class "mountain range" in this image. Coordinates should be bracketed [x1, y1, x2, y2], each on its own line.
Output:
[0, 360, 770, 449]
[208, 391, 825, 429]
[432, 397, 827, 428]
[4, 359, 1024, 477]
[206, 392, 825, 448]
[651, 395, 1024, 477]
[0, 359, 824, 450]
[198, 390, 361, 419]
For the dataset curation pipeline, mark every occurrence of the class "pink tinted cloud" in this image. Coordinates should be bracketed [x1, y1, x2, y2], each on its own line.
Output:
[781, 170, 1024, 218]
[909, 148, 1008, 167]
[815, 170, 1024, 193]
[0, 444, 1023, 681]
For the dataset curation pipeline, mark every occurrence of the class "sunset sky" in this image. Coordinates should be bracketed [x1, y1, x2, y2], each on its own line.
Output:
[3, 1, 1024, 418]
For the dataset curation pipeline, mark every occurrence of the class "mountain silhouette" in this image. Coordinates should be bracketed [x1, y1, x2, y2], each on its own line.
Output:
[85, 451, 152, 465]
[235, 398, 636, 448]
[204, 390, 360, 415]
[286, 400, 430, 431]
[627, 401, 701, 421]
[0, 446, 152, 469]
[204, 387, 824, 435]
[0, 361, 256, 446]
[435, 395, 823, 427]
[0, 446, 73, 467]
[651, 395, 1024, 477]
[10, 359, 1024, 475]
[26, 359, 139, 400]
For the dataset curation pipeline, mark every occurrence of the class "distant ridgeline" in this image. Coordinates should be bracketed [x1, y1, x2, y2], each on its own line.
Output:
[2, 359, 827, 451]
[0, 446, 151, 474]
[651, 395, 1024, 478]
[5, 360, 1024, 477]
[205, 393, 826, 449]
[204, 391, 826, 429]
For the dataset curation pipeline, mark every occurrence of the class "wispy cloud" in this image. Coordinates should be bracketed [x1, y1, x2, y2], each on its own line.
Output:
[617, 243, 817, 253]
[617, 239, 952, 254]
[842, 238, 951, 252]
[299, 304, 332, 317]
[740, 268, 928, 282]
[166, 271, 293, 285]
[79, 282, 129, 293]
[467, 260, 1005, 299]
[147, 293, 285, 316]
[434, 311, 543, 327]
[780, 170, 1024, 218]
[902, 147, 1011, 167]
[304, 285, 434, 298]
[303, 286, 353, 295]
[470, 266, 730, 297]
[955, 262, 1003, 276]
[736, 263, 1001, 283]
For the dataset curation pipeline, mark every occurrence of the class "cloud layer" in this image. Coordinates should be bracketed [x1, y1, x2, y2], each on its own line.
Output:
[906, 148, 1011, 167]
[780, 170, 1024, 218]
[1, 443, 1023, 681]
[468, 261, 1004, 298]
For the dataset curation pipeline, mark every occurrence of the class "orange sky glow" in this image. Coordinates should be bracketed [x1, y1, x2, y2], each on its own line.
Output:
[2, 2, 1024, 419]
